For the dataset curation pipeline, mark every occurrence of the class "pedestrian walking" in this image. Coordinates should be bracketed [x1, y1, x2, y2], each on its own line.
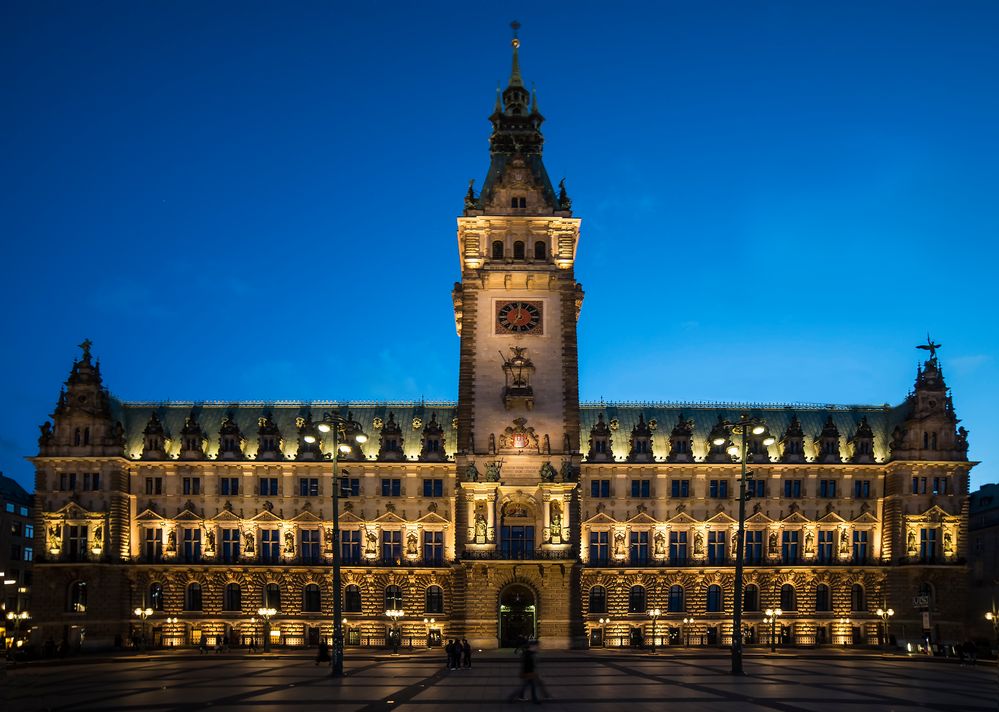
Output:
[315, 640, 331, 666]
[444, 639, 455, 670]
[461, 638, 472, 668]
[964, 640, 977, 666]
[510, 640, 539, 704]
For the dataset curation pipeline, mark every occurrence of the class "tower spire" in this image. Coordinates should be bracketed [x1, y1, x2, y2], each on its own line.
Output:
[509, 21, 523, 88]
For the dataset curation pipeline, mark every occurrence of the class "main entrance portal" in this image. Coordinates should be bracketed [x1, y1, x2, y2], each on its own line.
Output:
[499, 584, 537, 647]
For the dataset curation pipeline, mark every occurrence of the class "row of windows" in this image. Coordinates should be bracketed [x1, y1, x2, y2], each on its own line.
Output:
[912, 476, 951, 495]
[587, 530, 872, 565]
[141, 476, 445, 498]
[491, 239, 547, 260]
[589, 582, 869, 615]
[590, 479, 876, 499]
[9, 521, 34, 538]
[4, 502, 30, 516]
[56, 472, 101, 491]
[9, 544, 33, 562]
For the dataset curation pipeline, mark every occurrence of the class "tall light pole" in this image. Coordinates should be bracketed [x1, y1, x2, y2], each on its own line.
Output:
[6, 610, 29, 650]
[304, 412, 367, 678]
[648, 608, 661, 654]
[764, 608, 782, 653]
[257, 607, 276, 652]
[386, 609, 404, 653]
[875, 607, 895, 649]
[682, 616, 694, 647]
[986, 602, 998, 688]
[598, 617, 611, 647]
[133, 607, 153, 652]
[713, 414, 774, 674]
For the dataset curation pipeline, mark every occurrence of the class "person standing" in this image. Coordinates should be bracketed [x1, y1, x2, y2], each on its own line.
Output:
[511, 641, 539, 703]
[444, 639, 456, 670]
[461, 639, 471, 668]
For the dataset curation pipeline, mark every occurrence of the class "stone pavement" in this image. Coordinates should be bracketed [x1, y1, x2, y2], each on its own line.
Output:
[2, 650, 995, 711]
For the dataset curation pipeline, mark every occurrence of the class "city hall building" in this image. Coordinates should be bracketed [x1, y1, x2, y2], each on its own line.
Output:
[29, 36, 973, 652]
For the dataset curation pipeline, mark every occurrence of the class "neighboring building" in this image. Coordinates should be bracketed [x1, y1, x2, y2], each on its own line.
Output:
[29, 33, 974, 651]
[969, 483, 999, 637]
[1, 472, 34, 635]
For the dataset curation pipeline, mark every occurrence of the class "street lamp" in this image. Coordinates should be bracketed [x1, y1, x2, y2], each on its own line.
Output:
[838, 617, 851, 646]
[304, 411, 367, 677]
[986, 602, 998, 687]
[164, 617, 179, 647]
[6, 610, 29, 649]
[257, 607, 276, 653]
[598, 617, 611, 647]
[133, 607, 153, 652]
[713, 414, 774, 675]
[386, 609, 404, 653]
[764, 608, 782, 653]
[648, 608, 662, 654]
[682, 617, 695, 647]
[875, 607, 895, 649]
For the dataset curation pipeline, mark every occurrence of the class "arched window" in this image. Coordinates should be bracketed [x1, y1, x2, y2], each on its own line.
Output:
[492, 241, 504, 259]
[385, 584, 403, 611]
[513, 241, 525, 259]
[669, 585, 685, 612]
[186, 582, 203, 611]
[628, 585, 646, 613]
[303, 584, 321, 612]
[345, 584, 362, 613]
[815, 584, 831, 612]
[707, 584, 722, 612]
[425, 585, 444, 614]
[264, 583, 281, 610]
[589, 585, 607, 613]
[149, 583, 164, 611]
[780, 584, 796, 611]
[74, 428, 81, 446]
[534, 241, 546, 260]
[743, 584, 759, 612]
[224, 583, 241, 612]
[68, 581, 87, 613]
[850, 584, 865, 612]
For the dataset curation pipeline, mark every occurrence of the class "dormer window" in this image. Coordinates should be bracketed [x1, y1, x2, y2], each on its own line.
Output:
[594, 440, 607, 454]
[634, 440, 648, 454]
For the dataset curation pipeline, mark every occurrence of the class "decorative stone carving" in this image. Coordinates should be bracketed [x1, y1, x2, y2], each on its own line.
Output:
[464, 461, 480, 482]
[484, 461, 502, 482]
[499, 417, 540, 452]
[539, 461, 557, 482]
[501, 346, 535, 410]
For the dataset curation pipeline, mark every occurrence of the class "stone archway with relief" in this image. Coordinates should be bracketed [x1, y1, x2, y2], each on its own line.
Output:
[499, 582, 538, 647]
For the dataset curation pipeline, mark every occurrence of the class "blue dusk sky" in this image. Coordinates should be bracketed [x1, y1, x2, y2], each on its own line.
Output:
[1, 1, 997, 491]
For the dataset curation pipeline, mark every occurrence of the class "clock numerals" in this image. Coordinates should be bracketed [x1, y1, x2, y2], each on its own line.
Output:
[496, 301, 542, 335]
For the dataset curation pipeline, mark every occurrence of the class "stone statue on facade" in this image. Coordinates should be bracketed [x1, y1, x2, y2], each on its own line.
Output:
[243, 529, 254, 553]
[167, 529, 177, 553]
[550, 500, 563, 530]
[474, 511, 487, 542]
[768, 532, 778, 556]
[284, 529, 295, 554]
[407, 532, 419, 556]
[539, 461, 557, 482]
[464, 461, 479, 482]
[484, 461, 501, 482]
[365, 529, 378, 556]
[694, 532, 705, 556]
[654, 532, 666, 558]
[614, 532, 626, 558]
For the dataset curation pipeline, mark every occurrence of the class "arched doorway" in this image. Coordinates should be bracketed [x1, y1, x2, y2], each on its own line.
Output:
[499, 584, 537, 647]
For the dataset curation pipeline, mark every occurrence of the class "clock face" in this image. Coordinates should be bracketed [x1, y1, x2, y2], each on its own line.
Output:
[496, 301, 543, 334]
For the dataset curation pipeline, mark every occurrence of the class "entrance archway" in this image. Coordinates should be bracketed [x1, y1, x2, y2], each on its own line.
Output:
[499, 584, 537, 647]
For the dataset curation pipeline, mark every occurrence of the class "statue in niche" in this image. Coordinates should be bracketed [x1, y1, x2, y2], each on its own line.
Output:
[166, 529, 177, 553]
[489, 434, 496, 454]
[464, 461, 480, 482]
[840, 531, 851, 555]
[206, 528, 216, 551]
[550, 500, 563, 530]
[48, 524, 61, 549]
[906, 530, 917, 554]
[243, 529, 254, 553]
[694, 532, 705, 556]
[559, 460, 573, 482]
[654, 532, 666, 558]
[943, 531, 953, 554]
[539, 462, 557, 482]
[805, 530, 814, 553]
[474, 511, 487, 542]
[768, 532, 778, 556]
[485, 461, 501, 482]
[324, 528, 334, 550]
[613, 532, 626, 558]
[284, 530, 295, 554]
[406, 532, 419, 556]
[364, 529, 378, 555]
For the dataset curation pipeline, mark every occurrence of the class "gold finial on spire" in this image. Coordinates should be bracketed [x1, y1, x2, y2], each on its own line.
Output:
[508, 21, 523, 87]
[511, 20, 521, 48]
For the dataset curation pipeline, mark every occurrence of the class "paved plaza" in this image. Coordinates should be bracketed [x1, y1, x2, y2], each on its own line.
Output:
[2, 650, 996, 711]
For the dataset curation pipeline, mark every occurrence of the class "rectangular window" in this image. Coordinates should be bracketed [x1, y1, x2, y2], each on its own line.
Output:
[299, 478, 319, 497]
[182, 477, 201, 496]
[144, 477, 163, 495]
[82, 472, 100, 490]
[781, 530, 800, 564]
[59, 472, 77, 491]
[783, 479, 802, 498]
[4, 502, 13, 512]
[24, 524, 34, 539]
[259, 477, 278, 496]
[852, 530, 869, 563]
[629, 530, 649, 565]
[932, 477, 949, 495]
[817, 530, 834, 563]
[919, 528, 938, 562]
[23, 546, 33, 562]
[589, 531, 609, 564]
[341, 529, 361, 564]
[381, 478, 401, 497]
[423, 479, 444, 497]
[669, 531, 688, 564]
[745, 479, 766, 498]
[221, 528, 240, 563]
[671, 479, 690, 498]
[183, 528, 202, 563]
[819, 480, 837, 498]
[348, 478, 361, 497]
[300, 529, 321, 563]
[67, 525, 88, 561]
[382, 530, 402, 562]
[590, 480, 610, 498]
[744, 530, 763, 563]
[144, 528, 163, 562]
[708, 530, 727, 564]
[709, 480, 728, 498]
[219, 477, 240, 496]
[912, 476, 928, 494]
[631, 479, 651, 498]
[261, 529, 280, 563]
[854, 480, 871, 498]
[500, 526, 535, 559]
[423, 530, 444, 564]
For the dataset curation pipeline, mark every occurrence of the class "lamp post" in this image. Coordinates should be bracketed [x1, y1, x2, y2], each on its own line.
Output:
[304, 412, 367, 677]
[648, 608, 661, 654]
[598, 617, 611, 647]
[838, 617, 851, 646]
[423, 617, 436, 647]
[875, 607, 895, 649]
[764, 608, 782, 653]
[133, 607, 153, 652]
[164, 617, 179, 647]
[713, 414, 775, 675]
[6, 610, 29, 650]
[682, 617, 694, 647]
[257, 607, 276, 653]
[986, 602, 998, 687]
[386, 609, 404, 653]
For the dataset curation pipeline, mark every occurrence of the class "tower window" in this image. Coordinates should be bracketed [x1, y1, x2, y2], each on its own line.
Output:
[513, 241, 525, 259]
[510, 196, 527, 209]
[534, 241, 546, 259]
[492, 241, 504, 259]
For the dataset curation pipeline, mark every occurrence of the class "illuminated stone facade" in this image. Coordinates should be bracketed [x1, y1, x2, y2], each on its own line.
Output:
[29, 35, 973, 651]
